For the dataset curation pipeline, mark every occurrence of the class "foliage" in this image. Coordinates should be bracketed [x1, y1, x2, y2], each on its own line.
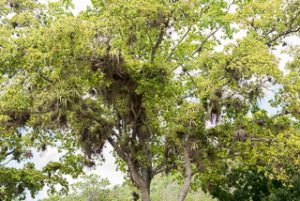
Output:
[0, 163, 45, 200]
[1, 0, 300, 200]
[206, 167, 300, 201]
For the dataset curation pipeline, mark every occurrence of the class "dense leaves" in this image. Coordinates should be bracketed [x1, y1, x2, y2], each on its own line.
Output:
[207, 167, 300, 201]
[1, 0, 300, 200]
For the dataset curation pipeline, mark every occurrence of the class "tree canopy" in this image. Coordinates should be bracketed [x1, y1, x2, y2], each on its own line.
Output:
[1, 0, 300, 200]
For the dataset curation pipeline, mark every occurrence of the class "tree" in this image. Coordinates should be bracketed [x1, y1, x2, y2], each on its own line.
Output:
[43, 174, 113, 201]
[1, 0, 300, 200]
[204, 166, 300, 201]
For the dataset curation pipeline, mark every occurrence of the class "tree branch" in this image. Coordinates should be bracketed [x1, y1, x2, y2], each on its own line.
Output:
[107, 135, 146, 190]
[191, 0, 234, 56]
[150, 20, 169, 62]
[4, 149, 15, 158]
[191, 27, 220, 56]
[165, 26, 192, 61]
[250, 110, 289, 125]
[184, 69, 201, 94]
[152, 161, 166, 176]
[266, 26, 300, 47]
[178, 137, 193, 201]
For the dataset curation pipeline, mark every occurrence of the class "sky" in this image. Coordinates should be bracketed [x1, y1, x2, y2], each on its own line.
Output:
[29, 144, 124, 200]
[13, 0, 300, 200]
[71, 0, 91, 14]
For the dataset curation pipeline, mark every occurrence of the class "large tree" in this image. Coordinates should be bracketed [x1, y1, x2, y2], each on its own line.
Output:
[1, 0, 300, 201]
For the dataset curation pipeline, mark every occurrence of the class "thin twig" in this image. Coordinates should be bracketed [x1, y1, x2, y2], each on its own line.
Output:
[165, 26, 192, 61]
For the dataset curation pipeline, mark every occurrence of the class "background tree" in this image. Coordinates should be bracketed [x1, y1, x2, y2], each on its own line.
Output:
[43, 174, 216, 201]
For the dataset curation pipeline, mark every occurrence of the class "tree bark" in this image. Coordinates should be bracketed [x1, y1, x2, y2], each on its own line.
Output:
[128, 160, 151, 201]
[177, 141, 192, 201]
[107, 137, 152, 201]
[140, 182, 151, 201]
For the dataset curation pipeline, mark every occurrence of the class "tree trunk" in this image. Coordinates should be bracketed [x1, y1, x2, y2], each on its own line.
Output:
[126, 156, 152, 201]
[140, 184, 151, 201]
[107, 112, 154, 201]
[177, 141, 192, 201]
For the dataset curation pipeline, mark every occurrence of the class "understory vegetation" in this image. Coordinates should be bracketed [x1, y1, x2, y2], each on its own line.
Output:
[42, 175, 216, 201]
[42, 173, 300, 201]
